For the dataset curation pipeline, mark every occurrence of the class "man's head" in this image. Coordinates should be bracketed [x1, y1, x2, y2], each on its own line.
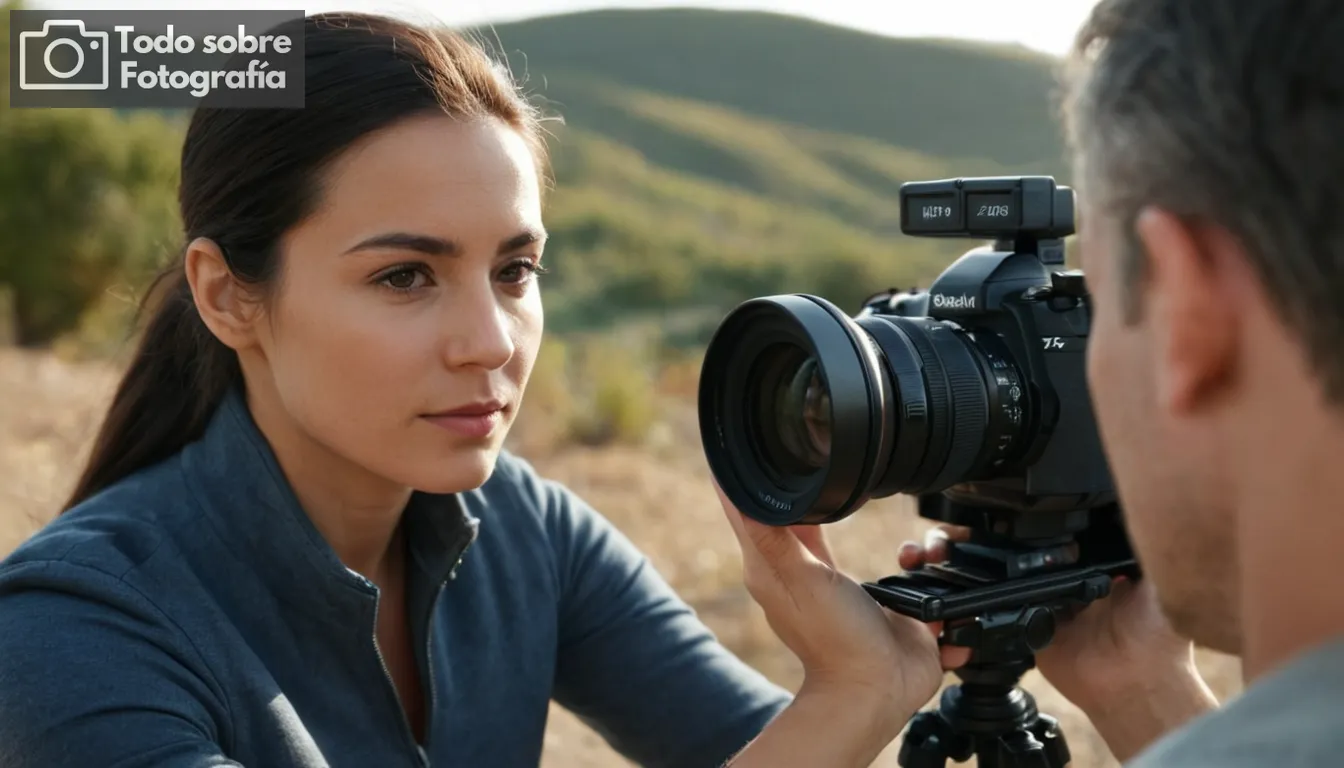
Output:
[1063, 0, 1344, 654]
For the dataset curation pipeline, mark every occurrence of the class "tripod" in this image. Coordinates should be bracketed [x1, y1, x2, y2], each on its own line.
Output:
[862, 498, 1139, 767]
[899, 649, 1068, 767]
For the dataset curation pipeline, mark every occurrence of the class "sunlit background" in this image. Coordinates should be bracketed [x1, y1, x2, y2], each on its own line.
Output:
[1, 1, 1244, 766]
[32, 0, 1100, 55]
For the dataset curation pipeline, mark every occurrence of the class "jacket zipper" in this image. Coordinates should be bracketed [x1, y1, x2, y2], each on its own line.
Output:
[362, 540, 471, 768]
[420, 577, 449, 764]
[367, 580, 427, 768]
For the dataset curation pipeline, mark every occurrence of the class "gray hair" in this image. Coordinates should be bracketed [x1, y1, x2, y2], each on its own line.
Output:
[1060, 0, 1344, 401]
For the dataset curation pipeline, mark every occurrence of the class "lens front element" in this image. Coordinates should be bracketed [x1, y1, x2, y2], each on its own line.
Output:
[753, 347, 832, 476]
[699, 293, 1032, 525]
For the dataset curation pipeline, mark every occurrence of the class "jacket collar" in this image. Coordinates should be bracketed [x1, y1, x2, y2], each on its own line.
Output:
[177, 384, 480, 625]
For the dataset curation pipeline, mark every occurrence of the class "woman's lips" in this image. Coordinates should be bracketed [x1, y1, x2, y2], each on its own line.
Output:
[421, 407, 505, 438]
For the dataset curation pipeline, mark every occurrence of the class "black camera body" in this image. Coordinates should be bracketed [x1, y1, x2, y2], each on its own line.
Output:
[698, 176, 1116, 530]
[698, 175, 1140, 767]
[698, 174, 1136, 628]
[866, 176, 1116, 541]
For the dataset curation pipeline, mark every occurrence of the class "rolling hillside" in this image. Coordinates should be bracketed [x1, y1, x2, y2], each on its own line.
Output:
[464, 9, 1075, 342]
[481, 9, 1069, 173]
[0, 5, 1080, 352]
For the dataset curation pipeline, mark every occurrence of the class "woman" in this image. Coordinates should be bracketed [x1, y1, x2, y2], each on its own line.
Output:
[0, 13, 970, 768]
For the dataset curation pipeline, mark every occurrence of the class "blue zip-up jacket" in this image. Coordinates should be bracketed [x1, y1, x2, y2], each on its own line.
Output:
[0, 386, 792, 767]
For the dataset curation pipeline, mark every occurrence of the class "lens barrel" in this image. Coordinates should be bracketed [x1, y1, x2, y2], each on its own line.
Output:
[698, 294, 1029, 525]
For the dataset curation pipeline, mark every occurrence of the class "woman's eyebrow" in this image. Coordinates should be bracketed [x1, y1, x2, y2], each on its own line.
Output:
[500, 228, 547, 253]
[342, 232, 458, 257]
[342, 228, 547, 257]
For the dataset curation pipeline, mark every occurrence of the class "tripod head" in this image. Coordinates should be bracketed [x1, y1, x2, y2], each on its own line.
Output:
[861, 494, 1139, 767]
[897, 657, 1070, 768]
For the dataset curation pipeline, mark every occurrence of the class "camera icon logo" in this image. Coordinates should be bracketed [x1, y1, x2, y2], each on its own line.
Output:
[18, 19, 110, 90]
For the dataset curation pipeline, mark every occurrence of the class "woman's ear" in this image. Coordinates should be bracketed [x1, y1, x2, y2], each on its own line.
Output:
[183, 237, 261, 352]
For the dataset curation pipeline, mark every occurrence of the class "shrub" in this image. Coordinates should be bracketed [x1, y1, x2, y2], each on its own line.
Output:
[567, 334, 658, 446]
[0, 108, 180, 346]
[509, 336, 577, 454]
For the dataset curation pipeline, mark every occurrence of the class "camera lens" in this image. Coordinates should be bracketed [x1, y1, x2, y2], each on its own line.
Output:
[699, 294, 1031, 525]
[750, 347, 832, 476]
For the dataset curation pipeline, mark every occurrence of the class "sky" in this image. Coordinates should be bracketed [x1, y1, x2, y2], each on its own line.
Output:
[27, 0, 1101, 56]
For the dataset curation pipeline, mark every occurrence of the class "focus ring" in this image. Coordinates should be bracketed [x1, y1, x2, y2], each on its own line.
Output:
[925, 327, 990, 491]
[855, 316, 930, 495]
[887, 317, 952, 493]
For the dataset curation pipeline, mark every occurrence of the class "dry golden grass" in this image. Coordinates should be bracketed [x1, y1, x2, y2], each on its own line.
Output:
[0, 346, 1244, 767]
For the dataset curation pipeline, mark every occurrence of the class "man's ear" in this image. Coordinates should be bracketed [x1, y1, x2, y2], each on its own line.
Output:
[183, 237, 261, 351]
[1134, 207, 1241, 415]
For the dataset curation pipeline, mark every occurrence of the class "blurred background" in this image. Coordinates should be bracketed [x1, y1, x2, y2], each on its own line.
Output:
[0, 0, 1242, 765]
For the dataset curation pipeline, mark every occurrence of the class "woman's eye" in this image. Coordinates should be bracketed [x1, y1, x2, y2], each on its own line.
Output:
[376, 265, 430, 293]
[500, 259, 547, 284]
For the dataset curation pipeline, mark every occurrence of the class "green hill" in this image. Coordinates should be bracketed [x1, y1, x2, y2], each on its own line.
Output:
[1, 6, 1079, 354]
[463, 9, 1073, 343]
[483, 9, 1069, 172]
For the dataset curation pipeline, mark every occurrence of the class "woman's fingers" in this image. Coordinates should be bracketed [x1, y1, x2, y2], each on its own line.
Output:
[715, 480, 749, 540]
[714, 479, 823, 610]
[791, 524, 837, 570]
[717, 477, 974, 714]
[716, 480, 829, 573]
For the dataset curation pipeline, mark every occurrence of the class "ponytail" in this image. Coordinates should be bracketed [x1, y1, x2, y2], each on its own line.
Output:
[62, 261, 239, 512]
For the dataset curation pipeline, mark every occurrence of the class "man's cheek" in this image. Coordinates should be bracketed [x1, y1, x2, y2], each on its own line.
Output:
[1085, 328, 1110, 404]
[1086, 335, 1129, 439]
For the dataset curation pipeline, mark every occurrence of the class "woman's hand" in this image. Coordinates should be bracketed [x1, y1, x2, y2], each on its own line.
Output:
[716, 483, 971, 768]
[898, 524, 1219, 762]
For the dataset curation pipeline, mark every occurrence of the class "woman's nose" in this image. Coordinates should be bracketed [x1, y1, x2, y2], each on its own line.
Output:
[440, 287, 515, 371]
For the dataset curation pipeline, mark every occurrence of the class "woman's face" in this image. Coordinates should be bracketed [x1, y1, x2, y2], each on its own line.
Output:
[254, 113, 545, 494]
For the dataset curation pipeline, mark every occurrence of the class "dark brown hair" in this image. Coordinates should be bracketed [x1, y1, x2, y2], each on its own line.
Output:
[64, 12, 552, 511]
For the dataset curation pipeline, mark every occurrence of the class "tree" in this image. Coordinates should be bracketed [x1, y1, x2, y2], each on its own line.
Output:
[0, 107, 181, 345]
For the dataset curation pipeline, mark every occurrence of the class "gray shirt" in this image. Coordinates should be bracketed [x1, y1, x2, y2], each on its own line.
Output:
[1127, 637, 1344, 767]
[0, 385, 791, 767]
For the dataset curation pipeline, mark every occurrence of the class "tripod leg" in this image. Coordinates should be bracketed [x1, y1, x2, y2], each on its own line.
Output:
[1028, 713, 1071, 768]
[988, 730, 1051, 768]
[980, 717, 1070, 768]
[898, 711, 972, 768]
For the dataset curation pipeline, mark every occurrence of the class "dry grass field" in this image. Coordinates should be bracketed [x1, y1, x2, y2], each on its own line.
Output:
[0, 346, 1244, 767]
